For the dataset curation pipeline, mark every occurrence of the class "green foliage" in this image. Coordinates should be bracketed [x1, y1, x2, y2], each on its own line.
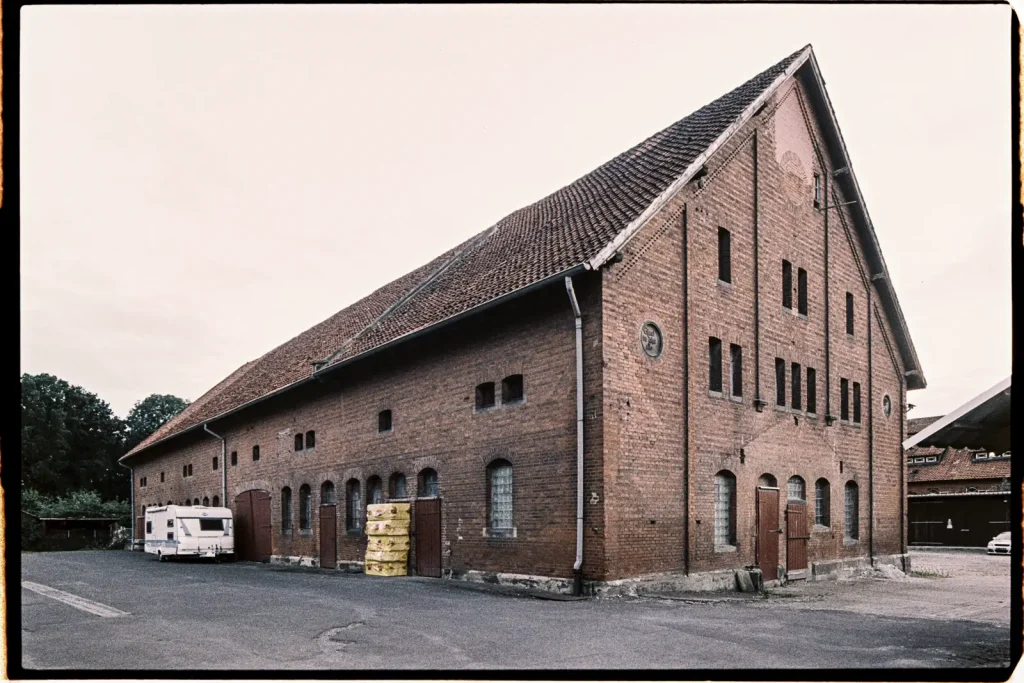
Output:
[21, 374, 128, 500]
[22, 488, 131, 525]
[123, 394, 191, 454]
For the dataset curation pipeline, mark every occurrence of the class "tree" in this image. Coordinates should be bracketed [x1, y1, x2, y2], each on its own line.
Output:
[21, 374, 128, 500]
[123, 394, 191, 454]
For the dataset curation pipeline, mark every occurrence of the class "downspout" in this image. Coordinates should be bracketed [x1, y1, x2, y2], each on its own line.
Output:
[753, 132, 762, 408]
[203, 424, 227, 508]
[564, 276, 584, 596]
[866, 290, 874, 565]
[681, 206, 690, 574]
[899, 375, 906, 568]
[120, 462, 134, 546]
[824, 181, 831, 420]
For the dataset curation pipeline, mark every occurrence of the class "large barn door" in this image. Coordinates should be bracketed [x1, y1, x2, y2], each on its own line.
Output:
[234, 490, 272, 562]
[756, 487, 780, 581]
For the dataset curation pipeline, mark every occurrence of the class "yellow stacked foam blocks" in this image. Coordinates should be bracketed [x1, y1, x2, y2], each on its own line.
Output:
[364, 503, 410, 576]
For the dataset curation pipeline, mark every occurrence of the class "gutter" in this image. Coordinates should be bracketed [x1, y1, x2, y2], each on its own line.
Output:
[564, 276, 585, 596]
[122, 263, 589, 463]
[203, 424, 227, 507]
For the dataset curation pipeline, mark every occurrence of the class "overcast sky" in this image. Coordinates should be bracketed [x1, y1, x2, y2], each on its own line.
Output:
[21, 4, 1010, 420]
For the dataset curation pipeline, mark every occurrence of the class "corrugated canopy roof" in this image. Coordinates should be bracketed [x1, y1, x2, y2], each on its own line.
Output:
[903, 377, 1011, 452]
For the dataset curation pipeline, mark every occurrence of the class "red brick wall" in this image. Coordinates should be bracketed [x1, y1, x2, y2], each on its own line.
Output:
[599, 74, 908, 579]
[132, 280, 604, 579]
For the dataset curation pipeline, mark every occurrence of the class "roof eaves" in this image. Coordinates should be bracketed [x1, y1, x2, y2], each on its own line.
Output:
[588, 45, 813, 270]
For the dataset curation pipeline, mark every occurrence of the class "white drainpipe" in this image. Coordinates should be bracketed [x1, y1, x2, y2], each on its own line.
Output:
[564, 276, 584, 596]
[203, 424, 227, 506]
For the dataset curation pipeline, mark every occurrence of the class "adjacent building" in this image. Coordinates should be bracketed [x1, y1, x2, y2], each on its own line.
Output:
[121, 44, 925, 593]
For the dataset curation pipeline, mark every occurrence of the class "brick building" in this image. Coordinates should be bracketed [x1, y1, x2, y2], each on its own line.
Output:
[121, 45, 925, 593]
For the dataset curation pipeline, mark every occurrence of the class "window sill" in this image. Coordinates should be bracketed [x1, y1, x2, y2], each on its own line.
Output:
[282, 529, 294, 537]
[708, 389, 726, 399]
[714, 544, 738, 553]
[485, 528, 516, 540]
[812, 524, 831, 533]
[378, 429, 394, 436]
[500, 399, 526, 408]
[474, 405, 498, 414]
[806, 412, 817, 420]
[728, 394, 743, 404]
[299, 529, 312, 537]
[717, 279, 733, 289]
[843, 537, 860, 546]
[346, 529, 363, 537]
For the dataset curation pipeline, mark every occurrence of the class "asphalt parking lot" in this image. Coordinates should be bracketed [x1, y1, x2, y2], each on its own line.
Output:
[19, 549, 1014, 671]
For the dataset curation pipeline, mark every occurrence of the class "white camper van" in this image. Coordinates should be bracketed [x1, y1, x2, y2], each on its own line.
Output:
[144, 505, 234, 561]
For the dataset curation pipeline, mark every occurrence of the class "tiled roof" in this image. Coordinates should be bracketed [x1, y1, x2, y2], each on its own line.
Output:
[123, 46, 807, 460]
[907, 415, 942, 436]
[907, 446, 1012, 483]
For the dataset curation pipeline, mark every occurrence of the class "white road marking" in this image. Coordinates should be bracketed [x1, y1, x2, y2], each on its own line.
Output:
[21, 581, 130, 618]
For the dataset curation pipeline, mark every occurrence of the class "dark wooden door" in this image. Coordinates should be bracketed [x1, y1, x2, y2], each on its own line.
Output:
[415, 498, 442, 578]
[234, 490, 272, 562]
[786, 501, 809, 574]
[320, 504, 337, 569]
[756, 487, 780, 581]
[135, 517, 144, 540]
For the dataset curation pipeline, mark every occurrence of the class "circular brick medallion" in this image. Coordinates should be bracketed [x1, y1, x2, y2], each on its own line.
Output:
[640, 321, 664, 359]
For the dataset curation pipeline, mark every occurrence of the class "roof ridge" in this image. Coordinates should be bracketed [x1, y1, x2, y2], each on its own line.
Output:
[318, 225, 498, 367]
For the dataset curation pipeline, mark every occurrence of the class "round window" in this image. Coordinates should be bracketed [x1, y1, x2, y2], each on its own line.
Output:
[882, 394, 892, 417]
[640, 321, 664, 359]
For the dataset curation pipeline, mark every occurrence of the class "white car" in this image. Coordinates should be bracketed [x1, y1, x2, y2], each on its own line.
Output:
[986, 531, 1011, 555]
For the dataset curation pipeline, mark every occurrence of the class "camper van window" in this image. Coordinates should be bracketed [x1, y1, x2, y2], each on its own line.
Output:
[146, 521, 152, 533]
[199, 519, 225, 531]
[168, 519, 174, 527]
[167, 532, 174, 540]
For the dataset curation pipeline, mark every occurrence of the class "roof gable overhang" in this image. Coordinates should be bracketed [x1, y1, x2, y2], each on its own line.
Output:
[903, 376, 1011, 451]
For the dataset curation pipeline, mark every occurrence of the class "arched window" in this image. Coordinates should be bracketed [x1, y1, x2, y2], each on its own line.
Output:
[814, 479, 830, 527]
[418, 468, 439, 497]
[501, 375, 524, 404]
[758, 473, 777, 488]
[193, 498, 200, 506]
[299, 485, 312, 530]
[389, 473, 408, 499]
[167, 500, 173, 506]
[346, 479, 363, 532]
[787, 476, 806, 502]
[294, 433, 304, 451]
[202, 496, 209, 506]
[281, 487, 293, 531]
[488, 460, 514, 531]
[321, 481, 336, 506]
[714, 470, 737, 548]
[305, 430, 316, 449]
[844, 482, 859, 540]
[212, 495, 220, 507]
[367, 476, 383, 505]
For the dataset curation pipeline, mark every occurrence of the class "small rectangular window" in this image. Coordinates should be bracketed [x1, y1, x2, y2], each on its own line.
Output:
[305, 430, 316, 449]
[160, 472, 165, 482]
[853, 382, 861, 424]
[729, 344, 742, 398]
[183, 465, 188, 478]
[379, 409, 393, 432]
[252, 445, 260, 462]
[814, 173, 822, 207]
[212, 457, 218, 471]
[841, 378, 850, 421]
[806, 367, 817, 414]
[797, 268, 807, 316]
[791, 363, 802, 410]
[230, 451, 237, 466]
[187, 464, 192, 477]
[294, 433, 304, 451]
[846, 293, 855, 336]
[782, 261, 793, 309]
[775, 358, 786, 406]
[709, 337, 723, 392]
[501, 375, 524, 404]
[717, 228, 731, 283]
[476, 382, 496, 410]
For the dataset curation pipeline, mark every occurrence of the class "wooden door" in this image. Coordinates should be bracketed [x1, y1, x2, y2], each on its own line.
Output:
[415, 498, 442, 578]
[756, 487, 780, 581]
[135, 517, 145, 540]
[234, 490, 272, 562]
[786, 501, 809, 576]
[320, 504, 337, 569]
